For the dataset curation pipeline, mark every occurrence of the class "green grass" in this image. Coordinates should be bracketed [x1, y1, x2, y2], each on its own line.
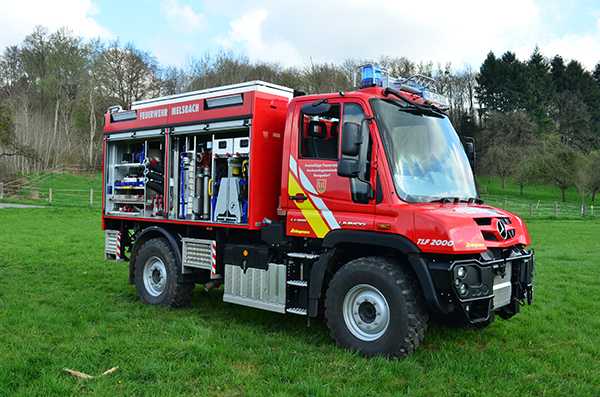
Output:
[477, 175, 582, 204]
[35, 172, 101, 191]
[1, 208, 599, 396]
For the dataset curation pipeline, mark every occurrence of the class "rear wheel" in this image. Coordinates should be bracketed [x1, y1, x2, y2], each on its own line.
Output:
[325, 256, 428, 357]
[134, 237, 194, 307]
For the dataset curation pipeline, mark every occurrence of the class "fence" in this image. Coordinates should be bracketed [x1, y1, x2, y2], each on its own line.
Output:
[0, 168, 102, 209]
[482, 195, 598, 219]
[0, 183, 102, 209]
[1, 173, 599, 218]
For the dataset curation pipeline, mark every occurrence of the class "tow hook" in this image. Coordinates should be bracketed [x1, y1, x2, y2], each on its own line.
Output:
[526, 285, 534, 305]
[492, 262, 506, 277]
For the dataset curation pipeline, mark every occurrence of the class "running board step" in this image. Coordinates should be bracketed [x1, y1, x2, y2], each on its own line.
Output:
[286, 307, 307, 315]
[287, 252, 319, 260]
[287, 280, 308, 287]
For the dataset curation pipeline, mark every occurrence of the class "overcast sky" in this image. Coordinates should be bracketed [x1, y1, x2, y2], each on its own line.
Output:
[1, 0, 599, 70]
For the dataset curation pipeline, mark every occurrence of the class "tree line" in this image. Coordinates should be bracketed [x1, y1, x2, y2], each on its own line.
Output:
[0, 27, 599, 205]
[477, 49, 600, 204]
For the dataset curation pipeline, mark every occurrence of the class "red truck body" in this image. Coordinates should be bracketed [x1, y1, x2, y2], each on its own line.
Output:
[102, 78, 534, 357]
[103, 84, 290, 231]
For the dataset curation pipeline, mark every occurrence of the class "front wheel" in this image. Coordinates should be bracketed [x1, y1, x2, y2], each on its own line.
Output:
[325, 257, 428, 357]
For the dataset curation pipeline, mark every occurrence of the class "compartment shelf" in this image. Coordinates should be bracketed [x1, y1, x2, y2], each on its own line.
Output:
[114, 163, 145, 168]
[113, 186, 145, 190]
[109, 198, 145, 204]
[106, 211, 142, 216]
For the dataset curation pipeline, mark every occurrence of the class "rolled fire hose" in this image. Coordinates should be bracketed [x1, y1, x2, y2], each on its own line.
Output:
[146, 180, 164, 194]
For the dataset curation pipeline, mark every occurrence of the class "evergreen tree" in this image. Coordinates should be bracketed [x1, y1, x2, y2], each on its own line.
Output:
[524, 47, 552, 128]
[593, 63, 600, 85]
[475, 51, 501, 114]
[550, 55, 567, 92]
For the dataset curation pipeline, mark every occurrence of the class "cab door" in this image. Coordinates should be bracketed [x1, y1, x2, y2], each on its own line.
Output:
[285, 99, 375, 239]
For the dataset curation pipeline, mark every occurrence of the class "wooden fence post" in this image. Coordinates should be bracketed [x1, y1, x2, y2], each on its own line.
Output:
[554, 202, 558, 217]
[592, 205, 595, 217]
[0, 182, 3, 199]
[90, 188, 94, 207]
[48, 188, 53, 205]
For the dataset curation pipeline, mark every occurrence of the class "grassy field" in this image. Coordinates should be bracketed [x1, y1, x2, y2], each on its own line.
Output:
[477, 175, 583, 204]
[0, 172, 102, 208]
[1, 207, 599, 396]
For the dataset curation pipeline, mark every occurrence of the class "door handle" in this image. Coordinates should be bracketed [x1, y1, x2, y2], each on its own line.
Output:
[289, 193, 307, 202]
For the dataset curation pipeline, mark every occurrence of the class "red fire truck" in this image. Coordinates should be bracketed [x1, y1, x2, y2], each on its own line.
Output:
[102, 65, 534, 357]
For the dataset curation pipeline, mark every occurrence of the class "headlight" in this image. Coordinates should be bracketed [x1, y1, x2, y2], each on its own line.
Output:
[458, 283, 468, 296]
[457, 266, 466, 279]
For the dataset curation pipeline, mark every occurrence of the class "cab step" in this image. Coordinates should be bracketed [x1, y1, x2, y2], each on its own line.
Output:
[287, 252, 319, 260]
[287, 279, 308, 287]
[286, 307, 307, 315]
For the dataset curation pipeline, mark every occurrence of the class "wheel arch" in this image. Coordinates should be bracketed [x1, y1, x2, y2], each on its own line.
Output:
[129, 226, 181, 284]
[308, 230, 443, 316]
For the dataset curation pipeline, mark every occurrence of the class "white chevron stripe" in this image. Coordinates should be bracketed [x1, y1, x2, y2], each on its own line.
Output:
[310, 195, 340, 229]
[289, 156, 298, 177]
[299, 168, 317, 195]
[289, 155, 341, 231]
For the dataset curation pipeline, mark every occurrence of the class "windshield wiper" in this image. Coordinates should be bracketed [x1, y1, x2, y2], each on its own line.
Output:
[467, 197, 484, 204]
[429, 197, 484, 204]
[429, 197, 460, 204]
[401, 105, 445, 118]
[383, 87, 446, 118]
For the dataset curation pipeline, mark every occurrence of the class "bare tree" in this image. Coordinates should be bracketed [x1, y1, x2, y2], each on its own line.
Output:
[95, 41, 160, 108]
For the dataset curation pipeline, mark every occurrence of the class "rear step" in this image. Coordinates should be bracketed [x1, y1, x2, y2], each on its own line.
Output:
[287, 252, 319, 260]
[286, 307, 307, 315]
[287, 280, 308, 287]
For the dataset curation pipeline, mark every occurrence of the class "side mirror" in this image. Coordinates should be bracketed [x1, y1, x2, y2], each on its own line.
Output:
[465, 141, 474, 157]
[338, 157, 360, 178]
[340, 122, 362, 156]
[301, 101, 332, 116]
[463, 137, 476, 169]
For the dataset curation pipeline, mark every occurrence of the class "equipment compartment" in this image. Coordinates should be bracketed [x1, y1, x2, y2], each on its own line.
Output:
[169, 125, 250, 225]
[105, 132, 165, 217]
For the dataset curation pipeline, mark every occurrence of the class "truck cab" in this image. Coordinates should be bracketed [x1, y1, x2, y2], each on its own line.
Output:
[103, 66, 534, 357]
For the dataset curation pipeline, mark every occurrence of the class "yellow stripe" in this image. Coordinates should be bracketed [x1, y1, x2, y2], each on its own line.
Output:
[288, 172, 330, 238]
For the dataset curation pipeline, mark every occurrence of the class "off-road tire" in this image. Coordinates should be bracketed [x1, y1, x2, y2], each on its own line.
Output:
[325, 256, 428, 357]
[134, 237, 194, 307]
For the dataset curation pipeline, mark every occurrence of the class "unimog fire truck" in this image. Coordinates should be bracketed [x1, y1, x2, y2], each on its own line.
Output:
[102, 64, 535, 357]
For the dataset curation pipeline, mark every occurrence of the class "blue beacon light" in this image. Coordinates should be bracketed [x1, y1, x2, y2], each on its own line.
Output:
[360, 64, 385, 88]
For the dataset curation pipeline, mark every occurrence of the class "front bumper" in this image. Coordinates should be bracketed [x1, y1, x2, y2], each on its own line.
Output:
[423, 248, 535, 324]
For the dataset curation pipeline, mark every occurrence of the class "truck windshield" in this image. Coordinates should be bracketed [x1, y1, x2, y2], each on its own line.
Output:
[371, 98, 477, 203]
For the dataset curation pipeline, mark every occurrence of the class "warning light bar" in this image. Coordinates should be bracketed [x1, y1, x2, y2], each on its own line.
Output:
[108, 105, 137, 122]
[358, 64, 450, 109]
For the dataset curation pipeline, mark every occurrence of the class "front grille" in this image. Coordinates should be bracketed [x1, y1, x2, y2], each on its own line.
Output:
[482, 231, 497, 241]
[475, 217, 515, 242]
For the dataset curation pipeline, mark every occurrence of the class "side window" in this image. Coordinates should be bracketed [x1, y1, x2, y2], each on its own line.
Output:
[299, 104, 340, 159]
[343, 103, 370, 178]
[343, 103, 365, 125]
